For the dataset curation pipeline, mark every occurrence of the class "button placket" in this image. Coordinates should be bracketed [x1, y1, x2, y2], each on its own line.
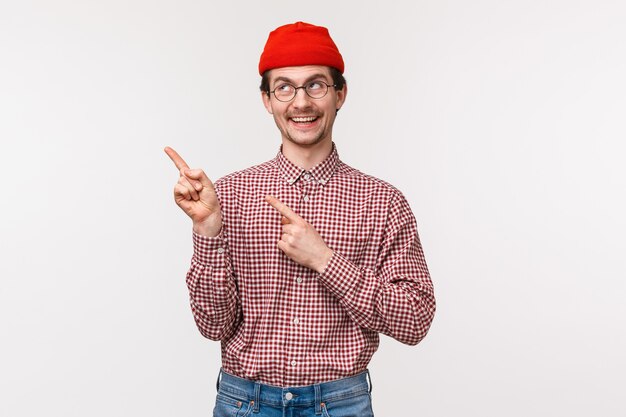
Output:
[301, 176, 314, 203]
[287, 177, 312, 379]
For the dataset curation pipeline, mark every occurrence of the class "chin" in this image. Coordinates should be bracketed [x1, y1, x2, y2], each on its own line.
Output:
[283, 128, 322, 143]
[287, 135, 326, 147]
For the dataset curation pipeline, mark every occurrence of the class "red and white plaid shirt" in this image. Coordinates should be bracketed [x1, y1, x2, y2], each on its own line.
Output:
[186, 143, 435, 386]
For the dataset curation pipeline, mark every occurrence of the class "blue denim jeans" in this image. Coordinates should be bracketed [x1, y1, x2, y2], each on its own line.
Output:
[212, 369, 375, 417]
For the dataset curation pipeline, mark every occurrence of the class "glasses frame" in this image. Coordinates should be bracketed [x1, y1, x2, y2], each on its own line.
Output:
[268, 80, 337, 102]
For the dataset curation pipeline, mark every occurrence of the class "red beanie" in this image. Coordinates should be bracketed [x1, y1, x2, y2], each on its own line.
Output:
[258, 22, 344, 75]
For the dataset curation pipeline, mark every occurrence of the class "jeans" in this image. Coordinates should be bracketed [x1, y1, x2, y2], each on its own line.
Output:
[212, 369, 375, 417]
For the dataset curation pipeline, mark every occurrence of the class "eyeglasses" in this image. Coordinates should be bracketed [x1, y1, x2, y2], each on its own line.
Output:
[269, 80, 337, 102]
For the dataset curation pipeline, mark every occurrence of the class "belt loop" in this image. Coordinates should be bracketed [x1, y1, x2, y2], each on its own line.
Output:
[366, 369, 372, 394]
[216, 369, 223, 392]
[253, 382, 261, 413]
[314, 384, 322, 415]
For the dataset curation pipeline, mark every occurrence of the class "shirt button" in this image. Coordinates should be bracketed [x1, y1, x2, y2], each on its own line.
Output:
[296, 277, 303, 284]
[217, 248, 224, 254]
[291, 360, 297, 367]
[302, 195, 310, 202]
[304, 173, 312, 181]
[285, 392, 293, 400]
[293, 318, 300, 325]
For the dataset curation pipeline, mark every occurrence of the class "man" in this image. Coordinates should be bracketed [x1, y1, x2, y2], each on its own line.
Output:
[165, 22, 435, 417]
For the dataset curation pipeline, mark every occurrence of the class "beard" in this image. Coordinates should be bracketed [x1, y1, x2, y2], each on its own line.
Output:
[283, 129, 327, 147]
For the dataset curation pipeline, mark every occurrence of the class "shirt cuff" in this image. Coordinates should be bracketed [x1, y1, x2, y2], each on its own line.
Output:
[192, 230, 227, 266]
[317, 251, 362, 300]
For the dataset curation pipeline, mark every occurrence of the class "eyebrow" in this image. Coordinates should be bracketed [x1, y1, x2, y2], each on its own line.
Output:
[272, 73, 330, 87]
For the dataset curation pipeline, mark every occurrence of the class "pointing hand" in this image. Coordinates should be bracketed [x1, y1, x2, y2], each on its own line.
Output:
[265, 195, 334, 273]
[165, 146, 222, 237]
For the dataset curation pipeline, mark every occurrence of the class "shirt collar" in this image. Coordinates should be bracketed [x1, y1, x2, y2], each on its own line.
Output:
[275, 142, 340, 186]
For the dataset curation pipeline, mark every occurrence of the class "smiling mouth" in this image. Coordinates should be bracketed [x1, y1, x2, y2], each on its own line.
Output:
[290, 116, 319, 124]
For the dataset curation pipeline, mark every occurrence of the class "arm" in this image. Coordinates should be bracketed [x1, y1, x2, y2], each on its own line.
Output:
[163, 147, 240, 340]
[317, 192, 436, 345]
[186, 230, 241, 341]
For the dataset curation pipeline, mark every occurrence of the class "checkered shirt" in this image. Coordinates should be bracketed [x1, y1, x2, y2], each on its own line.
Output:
[185, 143, 436, 386]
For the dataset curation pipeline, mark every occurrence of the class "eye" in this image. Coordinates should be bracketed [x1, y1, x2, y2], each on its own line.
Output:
[276, 83, 294, 93]
[307, 81, 324, 91]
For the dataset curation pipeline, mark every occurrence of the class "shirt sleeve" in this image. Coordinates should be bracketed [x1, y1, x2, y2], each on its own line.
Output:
[317, 191, 436, 346]
[186, 229, 241, 341]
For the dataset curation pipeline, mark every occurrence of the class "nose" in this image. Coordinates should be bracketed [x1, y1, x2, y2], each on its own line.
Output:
[292, 87, 312, 108]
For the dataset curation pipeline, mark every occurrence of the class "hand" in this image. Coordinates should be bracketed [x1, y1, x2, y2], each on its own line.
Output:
[265, 195, 334, 273]
[164, 146, 222, 237]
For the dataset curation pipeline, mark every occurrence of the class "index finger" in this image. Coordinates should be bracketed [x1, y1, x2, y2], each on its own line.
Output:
[164, 146, 190, 171]
[265, 195, 301, 222]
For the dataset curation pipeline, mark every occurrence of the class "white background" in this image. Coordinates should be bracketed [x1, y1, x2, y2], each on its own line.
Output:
[1, 1, 625, 416]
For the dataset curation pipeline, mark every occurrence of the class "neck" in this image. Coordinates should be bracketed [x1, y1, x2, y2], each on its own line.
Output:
[281, 138, 333, 170]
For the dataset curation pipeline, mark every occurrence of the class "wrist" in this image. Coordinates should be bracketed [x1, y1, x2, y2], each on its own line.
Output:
[315, 248, 334, 274]
[193, 218, 222, 237]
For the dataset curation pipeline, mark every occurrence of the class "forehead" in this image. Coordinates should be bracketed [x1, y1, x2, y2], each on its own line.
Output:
[267, 65, 333, 84]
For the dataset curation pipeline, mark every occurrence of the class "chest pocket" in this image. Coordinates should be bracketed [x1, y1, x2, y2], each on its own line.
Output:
[321, 220, 374, 266]
[332, 235, 368, 264]
[314, 200, 378, 267]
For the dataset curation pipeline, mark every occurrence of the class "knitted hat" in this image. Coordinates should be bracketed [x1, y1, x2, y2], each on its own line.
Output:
[258, 22, 344, 75]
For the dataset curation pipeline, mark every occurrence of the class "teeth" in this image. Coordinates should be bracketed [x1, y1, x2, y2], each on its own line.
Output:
[292, 117, 317, 123]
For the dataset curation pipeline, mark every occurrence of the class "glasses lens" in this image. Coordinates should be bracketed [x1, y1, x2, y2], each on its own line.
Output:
[274, 84, 295, 102]
[306, 81, 328, 99]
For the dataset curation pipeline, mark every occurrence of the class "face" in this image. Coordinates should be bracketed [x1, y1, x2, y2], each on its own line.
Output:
[262, 65, 347, 149]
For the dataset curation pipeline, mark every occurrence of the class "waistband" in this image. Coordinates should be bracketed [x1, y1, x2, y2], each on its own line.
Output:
[216, 369, 372, 412]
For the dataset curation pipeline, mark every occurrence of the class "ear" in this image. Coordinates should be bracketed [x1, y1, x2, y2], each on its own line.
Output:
[335, 83, 348, 111]
[261, 91, 273, 114]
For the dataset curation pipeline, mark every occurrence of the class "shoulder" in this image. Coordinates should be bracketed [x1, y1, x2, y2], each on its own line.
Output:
[335, 161, 416, 225]
[335, 160, 406, 201]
